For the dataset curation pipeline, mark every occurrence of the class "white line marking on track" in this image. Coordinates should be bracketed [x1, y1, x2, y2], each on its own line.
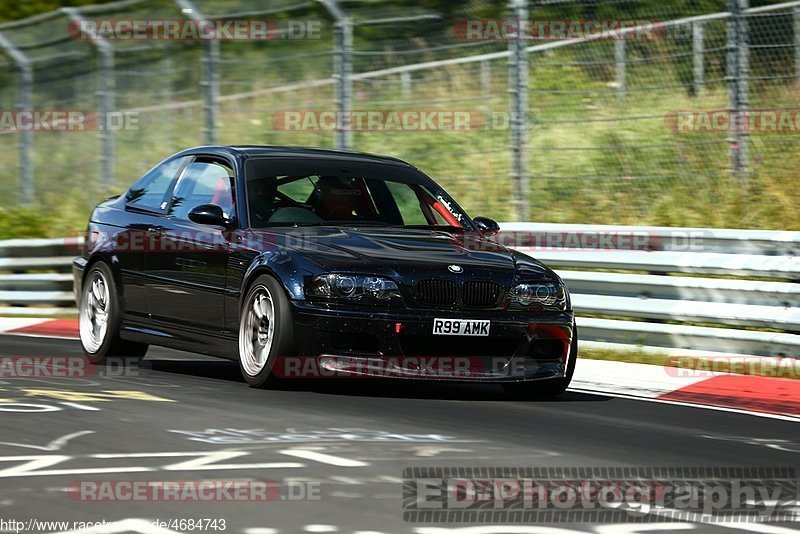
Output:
[415, 527, 591, 533]
[644, 507, 800, 534]
[303, 526, 339, 533]
[595, 523, 697, 533]
[280, 449, 368, 467]
[0, 430, 95, 451]
[59, 402, 100, 411]
[568, 387, 800, 422]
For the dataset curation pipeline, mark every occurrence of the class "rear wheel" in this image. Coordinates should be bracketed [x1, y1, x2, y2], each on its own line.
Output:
[238, 275, 295, 387]
[503, 325, 578, 400]
[79, 262, 148, 364]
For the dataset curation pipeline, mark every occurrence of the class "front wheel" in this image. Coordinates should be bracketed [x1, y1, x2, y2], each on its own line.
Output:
[503, 325, 578, 400]
[238, 275, 295, 387]
[79, 262, 148, 364]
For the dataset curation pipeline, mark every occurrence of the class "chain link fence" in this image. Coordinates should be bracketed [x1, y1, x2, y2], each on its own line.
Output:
[0, 0, 798, 232]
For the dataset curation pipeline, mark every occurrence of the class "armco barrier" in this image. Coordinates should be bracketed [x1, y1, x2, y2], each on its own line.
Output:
[0, 225, 797, 357]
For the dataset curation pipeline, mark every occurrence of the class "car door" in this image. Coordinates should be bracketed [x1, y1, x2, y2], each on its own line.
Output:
[144, 157, 235, 332]
[116, 155, 192, 320]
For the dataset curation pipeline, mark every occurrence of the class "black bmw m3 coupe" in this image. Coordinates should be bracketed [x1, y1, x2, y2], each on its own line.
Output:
[73, 145, 576, 397]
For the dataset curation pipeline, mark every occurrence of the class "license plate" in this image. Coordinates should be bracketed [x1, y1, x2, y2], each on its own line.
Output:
[432, 318, 490, 336]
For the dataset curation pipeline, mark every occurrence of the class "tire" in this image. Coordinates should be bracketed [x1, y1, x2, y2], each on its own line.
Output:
[238, 274, 295, 388]
[503, 324, 578, 400]
[79, 262, 148, 365]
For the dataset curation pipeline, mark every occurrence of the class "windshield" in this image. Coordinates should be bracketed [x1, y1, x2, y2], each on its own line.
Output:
[244, 158, 470, 229]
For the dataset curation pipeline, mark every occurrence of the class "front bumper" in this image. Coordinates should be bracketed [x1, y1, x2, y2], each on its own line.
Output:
[285, 301, 574, 382]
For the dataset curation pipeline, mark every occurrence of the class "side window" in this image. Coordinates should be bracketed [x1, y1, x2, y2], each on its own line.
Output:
[278, 175, 318, 204]
[168, 160, 234, 221]
[125, 156, 190, 211]
[384, 181, 428, 225]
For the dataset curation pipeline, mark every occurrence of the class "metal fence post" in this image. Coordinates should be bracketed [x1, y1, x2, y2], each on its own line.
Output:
[203, 39, 220, 144]
[693, 21, 705, 94]
[176, 0, 218, 145]
[162, 52, 174, 150]
[509, 0, 529, 221]
[727, 0, 749, 185]
[794, 7, 800, 81]
[615, 36, 626, 99]
[400, 71, 411, 100]
[0, 31, 33, 204]
[481, 60, 491, 96]
[321, 0, 353, 150]
[64, 7, 115, 190]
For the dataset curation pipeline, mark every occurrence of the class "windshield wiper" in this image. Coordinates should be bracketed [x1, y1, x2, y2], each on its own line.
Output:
[261, 222, 325, 227]
[401, 225, 464, 231]
[325, 220, 399, 227]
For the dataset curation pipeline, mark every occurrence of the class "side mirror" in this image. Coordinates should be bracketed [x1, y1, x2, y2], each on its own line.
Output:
[188, 204, 229, 226]
[473, 216, 500, 236]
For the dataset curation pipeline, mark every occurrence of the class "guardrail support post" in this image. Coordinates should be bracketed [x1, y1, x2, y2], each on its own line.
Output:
[727, 0, 749, 186]
[692, 21, 705, 95]
[175, 0, 218, 145]
[321, 0, 353, 150]
[0, 31, 33, 204]
[615, 36, 626, 99]
[63, 8, 116, 191]
[509, 0, 529, 222]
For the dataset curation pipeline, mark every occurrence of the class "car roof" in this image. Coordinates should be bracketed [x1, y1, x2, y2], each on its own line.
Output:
[176, 145, 413, 167]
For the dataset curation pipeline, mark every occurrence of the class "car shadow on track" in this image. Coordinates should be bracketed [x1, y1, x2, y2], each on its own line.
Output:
[140, 358, 611, 403]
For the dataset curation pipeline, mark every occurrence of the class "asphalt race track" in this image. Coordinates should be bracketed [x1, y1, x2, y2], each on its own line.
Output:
[0, 333, 798, 534]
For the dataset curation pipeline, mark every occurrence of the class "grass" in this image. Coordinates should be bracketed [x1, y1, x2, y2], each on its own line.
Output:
[1, 39, 799, 238]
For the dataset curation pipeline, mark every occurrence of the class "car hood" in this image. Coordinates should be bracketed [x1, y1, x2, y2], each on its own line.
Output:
[245, 226, 556, 280]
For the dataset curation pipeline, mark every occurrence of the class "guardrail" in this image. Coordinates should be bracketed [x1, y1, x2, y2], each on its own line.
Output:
[0, 225, 797, 357]
[500, 223, 799, 358]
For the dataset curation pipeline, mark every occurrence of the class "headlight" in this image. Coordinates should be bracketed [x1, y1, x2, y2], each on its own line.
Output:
[306, 274, 402, 303]
[510, 282, 568, 311]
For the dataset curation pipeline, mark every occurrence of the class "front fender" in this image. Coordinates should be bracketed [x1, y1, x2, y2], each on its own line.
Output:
[241, 250, 312, 301]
